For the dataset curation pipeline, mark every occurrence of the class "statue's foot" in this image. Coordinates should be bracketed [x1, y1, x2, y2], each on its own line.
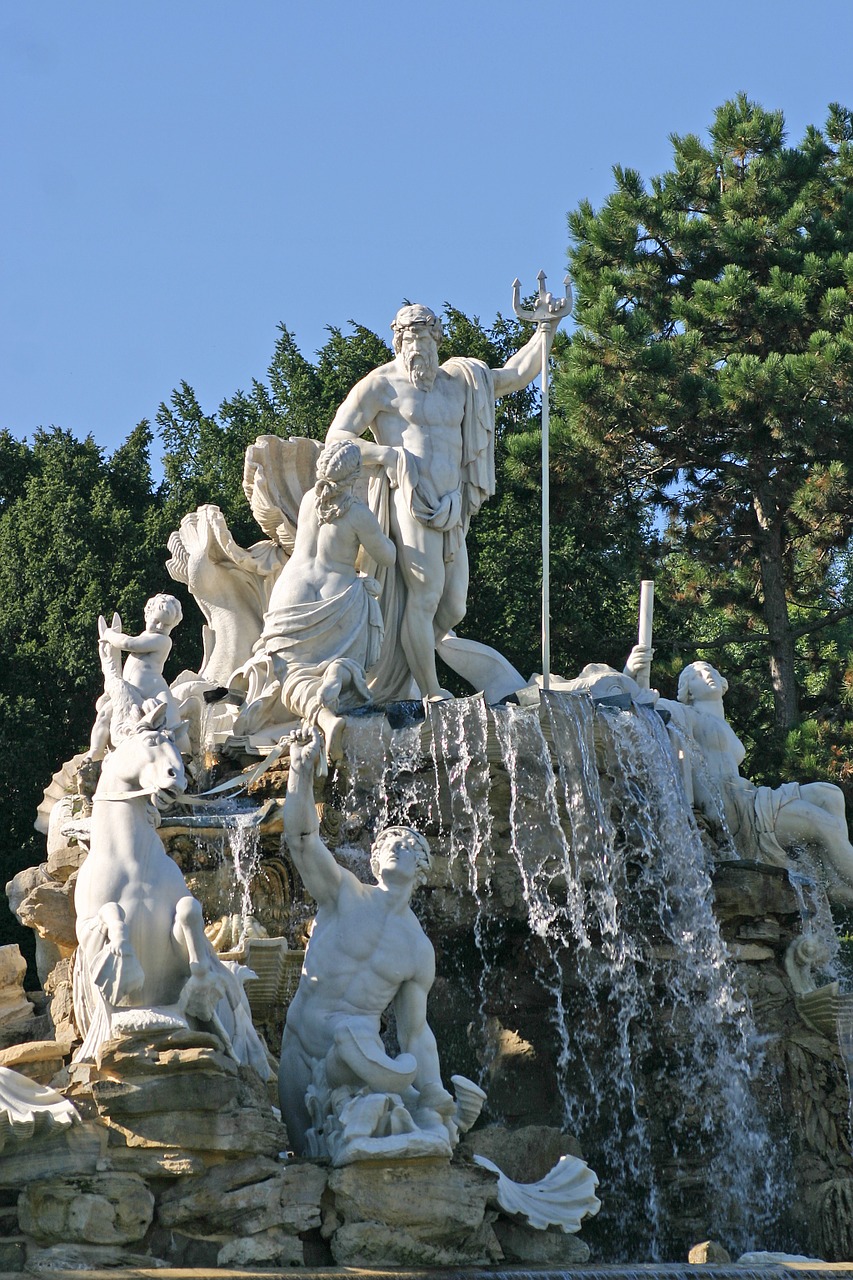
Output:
[317, 709, 347, 762]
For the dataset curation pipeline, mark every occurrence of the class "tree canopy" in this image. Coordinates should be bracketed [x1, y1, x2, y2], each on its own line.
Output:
[560, 95, 853, 734]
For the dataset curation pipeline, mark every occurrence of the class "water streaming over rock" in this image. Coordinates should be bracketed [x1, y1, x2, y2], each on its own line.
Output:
[334, 689, 791, 1258]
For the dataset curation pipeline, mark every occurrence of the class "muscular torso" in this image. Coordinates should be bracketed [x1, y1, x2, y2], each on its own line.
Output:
[285, 880, 433, 1058]
[348, 362, 468, 498]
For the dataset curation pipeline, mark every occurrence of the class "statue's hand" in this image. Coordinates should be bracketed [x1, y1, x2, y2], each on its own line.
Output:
[288, 723, 323, 774]
[624, 644, 654, 680]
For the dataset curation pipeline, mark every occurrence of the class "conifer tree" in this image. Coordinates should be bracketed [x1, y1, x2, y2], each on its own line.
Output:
[561, 96, 853, 730]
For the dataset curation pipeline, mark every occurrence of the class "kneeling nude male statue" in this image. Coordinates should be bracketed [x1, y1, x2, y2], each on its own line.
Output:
[280, 727, 483, 1164]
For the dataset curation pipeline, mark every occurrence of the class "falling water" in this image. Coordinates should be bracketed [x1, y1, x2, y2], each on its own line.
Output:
[222, 810, 262, 936]
[425, 689, 787, 1258]
[331, 687, 790, 1256]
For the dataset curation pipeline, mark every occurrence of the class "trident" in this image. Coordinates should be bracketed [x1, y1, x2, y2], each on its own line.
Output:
[512, 271, 572, 692]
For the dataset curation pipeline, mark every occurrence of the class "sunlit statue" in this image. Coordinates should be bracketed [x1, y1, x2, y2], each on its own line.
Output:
[665, 661, 853, 900]
[326, 302, 566, 702]
[279, 727, 484, 1164]
[74, 639, 270, 1076]
[229, 441, 396, 757]
[86, 596, 188, 760]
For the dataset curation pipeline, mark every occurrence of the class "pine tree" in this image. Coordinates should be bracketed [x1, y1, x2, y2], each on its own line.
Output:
[561, 96, 853, 731]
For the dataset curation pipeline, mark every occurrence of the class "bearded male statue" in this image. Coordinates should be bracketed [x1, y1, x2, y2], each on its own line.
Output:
[325, 302, 564, 702]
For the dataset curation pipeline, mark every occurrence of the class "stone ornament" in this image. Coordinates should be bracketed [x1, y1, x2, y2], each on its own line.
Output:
[661, 661, 853, 901]
[325, 302, 566, 703]
[0, 1067, 78, 1151]
[228, 441, 396, 758]
[472, 1151, 601, 1233]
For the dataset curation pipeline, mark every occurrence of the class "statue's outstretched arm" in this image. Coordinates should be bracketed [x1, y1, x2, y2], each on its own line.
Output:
[492, 321, 559, 399]
[283, 727, 342, 905]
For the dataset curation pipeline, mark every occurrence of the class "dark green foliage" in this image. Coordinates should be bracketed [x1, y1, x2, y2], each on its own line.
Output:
[0, 424, 174, 952]
[562, 95, 853, 735]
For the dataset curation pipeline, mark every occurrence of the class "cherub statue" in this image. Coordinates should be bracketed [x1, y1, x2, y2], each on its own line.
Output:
[86, 594, 189, 760]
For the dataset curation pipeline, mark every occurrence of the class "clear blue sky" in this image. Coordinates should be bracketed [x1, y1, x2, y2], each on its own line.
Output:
[3, 0, 852, 466]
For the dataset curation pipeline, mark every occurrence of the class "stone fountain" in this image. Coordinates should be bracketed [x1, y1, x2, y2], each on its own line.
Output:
[4, 295, 853, 1271]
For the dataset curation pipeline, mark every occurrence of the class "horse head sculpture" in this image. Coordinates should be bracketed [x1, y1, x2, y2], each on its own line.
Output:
[100, 698, 187, 815]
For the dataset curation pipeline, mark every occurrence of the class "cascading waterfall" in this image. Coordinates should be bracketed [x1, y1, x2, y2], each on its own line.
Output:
[221, 809, 262, 938]
[334, 687, 790, 1258]
[435, 690, 786, 1258]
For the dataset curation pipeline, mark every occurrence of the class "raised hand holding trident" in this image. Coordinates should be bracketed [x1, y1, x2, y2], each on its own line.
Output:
[512, 271, 572, 692]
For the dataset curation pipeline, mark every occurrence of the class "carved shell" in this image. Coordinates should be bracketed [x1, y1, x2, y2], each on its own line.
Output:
[473, 1152, 601, 1234]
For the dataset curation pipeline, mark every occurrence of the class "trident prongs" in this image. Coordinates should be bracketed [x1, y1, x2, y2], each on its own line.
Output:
[512, 270, 573, 326]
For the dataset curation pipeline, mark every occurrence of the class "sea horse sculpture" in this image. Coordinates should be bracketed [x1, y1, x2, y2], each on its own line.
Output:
[72, 640, 270, 1076]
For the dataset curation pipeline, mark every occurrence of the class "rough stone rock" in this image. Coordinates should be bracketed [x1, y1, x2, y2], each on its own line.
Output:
[330, 1220, 502, 1268]
[157, 1155, 326, 1239]
[458, 1123, 584, 1183]
[0, 1239, 25, 1271]
[97, 1147, 207, 1179]
[689, 1239, 732, 1263]
[0, 1122, 106, 1188]
[217, 1227, 305, 1268]
[24, 1242, 167, 1271]
[18, 1172, 154, 1245]
[145, 1225, 220, 1269]
[13, 877, 76, 950]
[0, 1039, 69, 1085]
[86, 1039, 286, 1158]
[729, 942, 775, 961]
[712, 860, 800, 923]
[43, 957, 77, 1046]
[493, 1218, 591, 1263]
[46, 796, 89, 884]
[327, 1158, 500, 1267]
[0, 947, 32, 1026]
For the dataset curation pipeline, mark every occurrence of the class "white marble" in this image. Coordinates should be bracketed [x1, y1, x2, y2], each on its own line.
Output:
[0, 1067, 79, 1151]
[473, 1152, 601, 1233]
[279, 727, 484, 1163]
[326, 302, 566, 702]
[87, 600, 187, 760]
[166, 504, 284, 688]
[661, 661, 853, 899]
[229, 442, 396, 759]
[73, 695, 270, 1077]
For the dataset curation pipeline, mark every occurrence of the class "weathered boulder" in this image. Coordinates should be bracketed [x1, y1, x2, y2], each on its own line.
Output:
[18, 1172, 154, 1245]
[0, 947, 32, 1027]
[493, 1218, 590, 1263]
[0, 1040, 69, 1086]
[712, 860, 800, 925]
[83, 1033, 286, 1158]
[326, 1159, 501, 1268]
[217, 1228, 305, 1268]
[24, 1242, 167, 1272]
[689, 1238, 733, 1263]
[0, 1122, 106, 1188]
[157, 1155, 325, 1239]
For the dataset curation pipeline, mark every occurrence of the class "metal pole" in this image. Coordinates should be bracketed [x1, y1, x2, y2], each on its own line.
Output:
[541, 333, 550, 692]
[511, 271, 571, 693]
